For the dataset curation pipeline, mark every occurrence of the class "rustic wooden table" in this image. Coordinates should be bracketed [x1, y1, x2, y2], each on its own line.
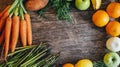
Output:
[0, 0, 119, 66]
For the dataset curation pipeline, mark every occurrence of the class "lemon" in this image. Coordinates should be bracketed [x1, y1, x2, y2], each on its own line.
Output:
[75, 59, 93, 67]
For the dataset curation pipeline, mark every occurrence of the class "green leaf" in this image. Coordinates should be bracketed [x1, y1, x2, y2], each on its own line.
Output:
[93, 61, 107, 67]
[37, 0, 72, 21]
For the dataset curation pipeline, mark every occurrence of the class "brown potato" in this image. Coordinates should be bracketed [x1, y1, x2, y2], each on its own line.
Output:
[25, 0, 49, 11]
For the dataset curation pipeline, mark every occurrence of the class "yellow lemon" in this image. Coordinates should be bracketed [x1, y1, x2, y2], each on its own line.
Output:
[75, 59, 93, 67]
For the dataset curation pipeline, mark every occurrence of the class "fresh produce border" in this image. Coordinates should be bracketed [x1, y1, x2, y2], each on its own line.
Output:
[0, 0, 120, 67]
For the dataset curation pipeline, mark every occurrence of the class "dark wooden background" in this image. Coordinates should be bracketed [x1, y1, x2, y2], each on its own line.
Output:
[0, 0, 119, 66]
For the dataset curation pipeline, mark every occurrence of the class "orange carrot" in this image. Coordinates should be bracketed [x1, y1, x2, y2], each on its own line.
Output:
[0, 30, 5, 45]
[24, 14, 32, 46]
[0, 9, 9, 32]
[0, 5, 10, 18]
[3, 17, 12, 58]
[20, 19, 27, 47]
[10, 15, 20, 52]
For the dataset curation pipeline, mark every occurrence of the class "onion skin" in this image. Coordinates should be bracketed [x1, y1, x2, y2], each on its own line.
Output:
[25, 0, 49, 11]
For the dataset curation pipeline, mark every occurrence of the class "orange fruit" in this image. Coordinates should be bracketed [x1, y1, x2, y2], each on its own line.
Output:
[106, 2, 120, 18]
[92, 10, 109, 27]
[63, 63, 74, 67]
[106, 21, 120, 36]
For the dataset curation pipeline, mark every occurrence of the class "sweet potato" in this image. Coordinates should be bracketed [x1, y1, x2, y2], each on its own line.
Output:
[25, 0, 49, 11]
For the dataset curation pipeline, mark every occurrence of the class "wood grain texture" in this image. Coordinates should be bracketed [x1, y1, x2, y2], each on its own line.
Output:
[0, 0, 118, 66]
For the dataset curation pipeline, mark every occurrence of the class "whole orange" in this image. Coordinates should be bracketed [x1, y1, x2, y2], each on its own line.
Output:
[92, 10, 109, 27]
[63, 63, 74, 67]
[106, 2, 120, 18]
[106, 21, 120, 36]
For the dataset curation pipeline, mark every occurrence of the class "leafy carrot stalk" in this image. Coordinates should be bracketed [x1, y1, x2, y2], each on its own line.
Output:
[0, 9, 9, 33]
[8, 0, 19, 13]
[24, 14, 32, 46]
[0, 30, 5, 45]
[20, 19, 27, 47]
[0, 5, 10, 18]
[3, 16, 12, 59]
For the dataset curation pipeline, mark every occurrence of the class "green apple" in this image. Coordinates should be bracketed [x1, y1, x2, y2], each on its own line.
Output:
[75, 0, 90, 10]
[106, 37, 120, 52]
[104, 52, 120, 67]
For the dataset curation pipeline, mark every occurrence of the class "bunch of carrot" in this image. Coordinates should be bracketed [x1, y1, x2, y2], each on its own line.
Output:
[0, 0, 32, 59]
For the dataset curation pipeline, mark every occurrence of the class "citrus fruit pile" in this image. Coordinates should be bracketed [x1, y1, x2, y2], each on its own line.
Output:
[92, 2, 120, 37]
[92, 2, 120, 67]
